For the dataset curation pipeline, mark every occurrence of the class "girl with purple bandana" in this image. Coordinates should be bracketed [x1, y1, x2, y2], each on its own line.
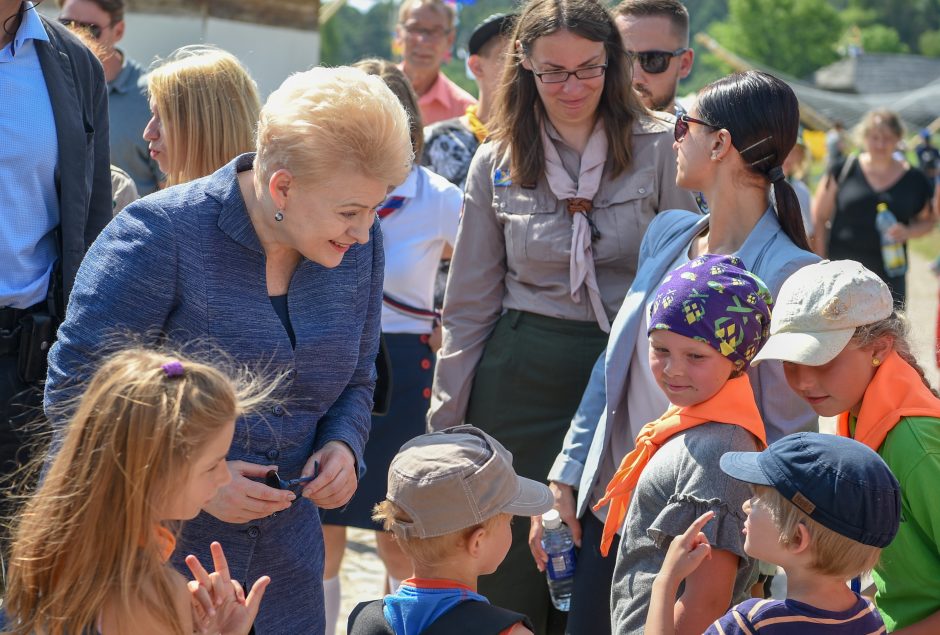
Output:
[595, 254, 774, 635]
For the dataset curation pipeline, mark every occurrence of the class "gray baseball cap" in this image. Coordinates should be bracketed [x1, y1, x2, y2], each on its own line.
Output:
[752, 260, 893, 366]
[386, 425, 553, 539]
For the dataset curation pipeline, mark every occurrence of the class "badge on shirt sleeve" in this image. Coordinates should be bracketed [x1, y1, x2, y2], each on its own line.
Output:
[493, 168, 512, 187]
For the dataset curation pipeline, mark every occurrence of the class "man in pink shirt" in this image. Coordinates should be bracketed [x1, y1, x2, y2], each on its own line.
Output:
[396, 0, 476, 126]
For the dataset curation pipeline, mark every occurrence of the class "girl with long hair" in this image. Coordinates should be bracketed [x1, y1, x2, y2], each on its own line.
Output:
[4, 347, 277, 635]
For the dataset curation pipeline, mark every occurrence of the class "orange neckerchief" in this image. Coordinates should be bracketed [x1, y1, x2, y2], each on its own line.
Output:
[836, 350, 940, 451]
[593, 374, 767, 557]
[155, 525, 177, 563]
[465, 104, 488, 143]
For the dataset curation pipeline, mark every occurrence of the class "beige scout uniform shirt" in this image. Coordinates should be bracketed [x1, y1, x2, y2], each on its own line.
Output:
[427, 112, 699, 430]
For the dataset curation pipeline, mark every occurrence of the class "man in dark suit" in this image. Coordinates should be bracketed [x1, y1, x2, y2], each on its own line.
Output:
[0, 0, 110, 526]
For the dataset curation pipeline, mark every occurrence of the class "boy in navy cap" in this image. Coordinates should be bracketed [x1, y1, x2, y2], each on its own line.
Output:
[646, 432, 901, 634]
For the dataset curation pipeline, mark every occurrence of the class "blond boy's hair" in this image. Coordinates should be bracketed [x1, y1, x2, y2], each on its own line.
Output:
[374, 500, 506, 567]
[754, 485, 881, 579]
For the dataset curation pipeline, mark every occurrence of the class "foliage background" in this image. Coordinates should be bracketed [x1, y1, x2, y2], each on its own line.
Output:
[322, 0, 940, 97]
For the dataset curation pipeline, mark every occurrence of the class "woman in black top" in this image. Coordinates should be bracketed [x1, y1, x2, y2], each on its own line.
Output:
[813, 109, 934, 306]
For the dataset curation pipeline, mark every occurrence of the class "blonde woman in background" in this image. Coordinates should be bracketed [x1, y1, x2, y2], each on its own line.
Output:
[144, 45, 261, 187]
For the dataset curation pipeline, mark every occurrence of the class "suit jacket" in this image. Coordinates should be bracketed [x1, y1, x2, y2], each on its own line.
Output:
[36, 16, 112, 308]
[44, 154, 383, 633]
[549, 208, 821, 518]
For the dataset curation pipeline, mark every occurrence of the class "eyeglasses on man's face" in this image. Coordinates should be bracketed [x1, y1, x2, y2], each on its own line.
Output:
[57, 18, 110, 39]
[530, 63, 608, 84]
[626, 48, 689, 74]
[401, 23, 451, 40]
[674, 114, 718, 143]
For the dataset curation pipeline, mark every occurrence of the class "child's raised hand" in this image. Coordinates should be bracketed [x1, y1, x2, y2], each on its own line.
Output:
[186, 541, 270, 635]
[659, 511, 714, 586]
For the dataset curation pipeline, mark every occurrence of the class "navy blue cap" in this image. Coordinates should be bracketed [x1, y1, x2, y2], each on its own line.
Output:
[720, 432, 900, 548]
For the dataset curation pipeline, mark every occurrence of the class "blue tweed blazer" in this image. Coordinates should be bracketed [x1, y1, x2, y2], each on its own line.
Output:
[44, 154, 382, 634]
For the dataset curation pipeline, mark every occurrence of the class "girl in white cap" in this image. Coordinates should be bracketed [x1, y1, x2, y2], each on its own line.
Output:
[752, 259, 940, 633]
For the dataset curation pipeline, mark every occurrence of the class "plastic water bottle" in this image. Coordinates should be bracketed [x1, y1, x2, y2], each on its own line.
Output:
[875, 202, 907, 277]
[541, 509, 576, 611]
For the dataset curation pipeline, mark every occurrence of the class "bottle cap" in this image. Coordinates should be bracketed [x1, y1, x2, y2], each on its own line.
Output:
[877, 202, 888, 211]
[542, 508, 562, 529]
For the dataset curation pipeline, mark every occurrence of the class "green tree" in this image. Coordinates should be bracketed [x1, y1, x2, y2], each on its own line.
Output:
[920, 29, 940, 56]
[859, 24, 909, 53]
[709, 0, 842, 78]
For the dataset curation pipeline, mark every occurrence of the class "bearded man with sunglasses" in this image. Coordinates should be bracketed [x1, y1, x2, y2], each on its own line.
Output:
[613, 0, 694, 115]
[58, 0, 162, 195]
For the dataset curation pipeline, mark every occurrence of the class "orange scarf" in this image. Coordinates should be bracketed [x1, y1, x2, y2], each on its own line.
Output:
[836, 351, 940, 451]
[155, 525, 177, 563]
[593, 375, 767, 557]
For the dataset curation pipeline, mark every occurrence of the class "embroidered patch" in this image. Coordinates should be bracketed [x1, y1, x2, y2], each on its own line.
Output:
[493, 168, 512, 187]
[821, 297, 849, 319]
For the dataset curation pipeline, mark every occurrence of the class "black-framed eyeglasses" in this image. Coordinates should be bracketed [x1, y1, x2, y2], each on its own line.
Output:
[626, 48, 689, 74]
[530, 63, 607, 84]
[674, 114, 718, 142]
[58, 18, 110, 39]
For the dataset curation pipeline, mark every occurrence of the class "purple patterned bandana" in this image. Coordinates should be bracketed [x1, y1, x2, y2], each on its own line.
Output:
[649, 254, 773, 371]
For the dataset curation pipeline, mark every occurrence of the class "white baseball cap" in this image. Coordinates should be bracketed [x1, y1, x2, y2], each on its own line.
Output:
[751, 260, 893, 366]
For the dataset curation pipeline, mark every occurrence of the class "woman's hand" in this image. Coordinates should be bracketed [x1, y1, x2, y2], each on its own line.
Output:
[528, 482, 581, 571]
[659, 511, 714, 586]
[885, 222, 911, 243]
[301, 441, 358, 509]
[203, 461, 294, 524]
[186, 542, 270, 635]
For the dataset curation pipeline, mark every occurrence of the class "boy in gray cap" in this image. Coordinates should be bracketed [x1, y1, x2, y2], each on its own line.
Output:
[347, 425, 553, 635]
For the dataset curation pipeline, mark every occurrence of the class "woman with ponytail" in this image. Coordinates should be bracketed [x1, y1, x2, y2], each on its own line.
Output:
[752, 259, 940, 634]
[536, 70, 820, 634]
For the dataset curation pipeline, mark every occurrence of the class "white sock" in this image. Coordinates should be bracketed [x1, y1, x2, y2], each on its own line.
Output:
[388, 574, 403, 593]
[323, 576, 341, 635]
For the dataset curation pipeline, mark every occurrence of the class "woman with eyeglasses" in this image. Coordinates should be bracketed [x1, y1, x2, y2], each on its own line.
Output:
[426, 0, 695, 630]
[540, 69, 818, 635]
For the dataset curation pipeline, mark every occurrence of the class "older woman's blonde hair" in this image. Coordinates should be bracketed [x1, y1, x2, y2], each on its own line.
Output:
[254, 66, 413, 195]
[353, 58, 423, 160]
[148, 45, 261, 186]
[854, 108, 905, 147]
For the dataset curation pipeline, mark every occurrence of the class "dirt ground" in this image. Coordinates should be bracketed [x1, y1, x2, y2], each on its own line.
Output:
[334, 251, 940, 632]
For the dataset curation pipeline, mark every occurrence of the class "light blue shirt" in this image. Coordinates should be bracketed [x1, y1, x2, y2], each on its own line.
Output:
[0, 2, 59, 308]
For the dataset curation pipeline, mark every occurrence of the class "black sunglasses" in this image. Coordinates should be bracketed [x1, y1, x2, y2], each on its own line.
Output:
[625, 48, 689, 74]
[674, 114, 718, 142]
[58, 18, 108, 39]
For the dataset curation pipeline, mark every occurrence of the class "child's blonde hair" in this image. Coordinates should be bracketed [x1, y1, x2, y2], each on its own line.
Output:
[753, 485, 881, 579]
[3, 347, 278, 635]
[148, 45, 261, 187]
[373, 500, 506, 567]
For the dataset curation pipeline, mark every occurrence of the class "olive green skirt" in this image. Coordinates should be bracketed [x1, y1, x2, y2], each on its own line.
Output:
[466, 309, 608, 635]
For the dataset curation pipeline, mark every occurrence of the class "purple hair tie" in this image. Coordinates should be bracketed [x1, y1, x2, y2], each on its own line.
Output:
[161, 360, 185, 378]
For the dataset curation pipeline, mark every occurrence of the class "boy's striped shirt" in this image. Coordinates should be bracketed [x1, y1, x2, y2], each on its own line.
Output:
[705, 596, 885, 634]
